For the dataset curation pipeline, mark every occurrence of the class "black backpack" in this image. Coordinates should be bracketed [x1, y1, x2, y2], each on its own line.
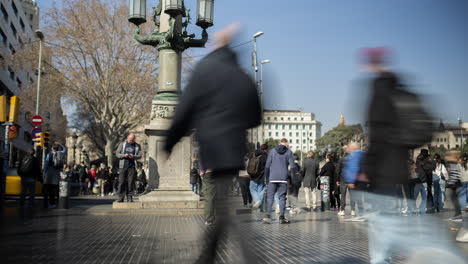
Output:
[19, 155, 34, 176]
[247, 154, 264, 179]
[389, 88, 435, 149]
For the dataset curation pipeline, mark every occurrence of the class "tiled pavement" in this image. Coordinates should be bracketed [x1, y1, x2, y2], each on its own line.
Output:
[0, 195, 467, 264]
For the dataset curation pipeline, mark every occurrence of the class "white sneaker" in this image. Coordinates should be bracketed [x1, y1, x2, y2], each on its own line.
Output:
[338, 211, 345, 216]
[275, 204, 280, 215]
[351, 210, 356, 216]
[252, 200, 262, 209]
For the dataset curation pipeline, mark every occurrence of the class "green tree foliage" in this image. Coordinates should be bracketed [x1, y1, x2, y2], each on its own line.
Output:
[429, 146, 448, 158]
[264, 138, 280, 150]
[315, 124, 363, 156]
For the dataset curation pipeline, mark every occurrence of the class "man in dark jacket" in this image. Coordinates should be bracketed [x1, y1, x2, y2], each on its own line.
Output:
[163, 24, 261, 264]
[115, 133, 142, 203]
[302, 151, 320, 211]
[18, 148, 41, 207]
[361, 47, 412, 264]
[249, 144, 268, 210]
[416, 149, 436, 213]
[263, 138, 296, 224]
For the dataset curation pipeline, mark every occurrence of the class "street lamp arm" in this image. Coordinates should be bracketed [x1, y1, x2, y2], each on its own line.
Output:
[133, 19, 176, 50]
[184, 29, 208, 48]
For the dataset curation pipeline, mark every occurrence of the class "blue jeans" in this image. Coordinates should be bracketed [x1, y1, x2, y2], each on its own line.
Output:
[267, 182, 287, 217]
[190, 183, 198, 194]
[249, 180, 265, 206]
[433, 179, 445, 210]
[414, 183, 427, 213]
[20, 178, 36, 207]
[458, 181, 468, 210]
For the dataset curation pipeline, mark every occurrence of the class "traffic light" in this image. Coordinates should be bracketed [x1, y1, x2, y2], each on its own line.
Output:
[43, 132, 50, 147]
[0, 96, 6, 123]
[8, 96, 20, 123]
[33, 132, 44, 147]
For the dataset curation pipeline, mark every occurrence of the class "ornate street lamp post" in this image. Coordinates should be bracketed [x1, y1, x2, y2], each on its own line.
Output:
[128, 0, 213, 104]
[125, 0, 215, 205]
[72, 133, 79, 165]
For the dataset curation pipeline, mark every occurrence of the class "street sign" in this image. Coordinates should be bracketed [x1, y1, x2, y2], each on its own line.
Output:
[31, 115, 43, 126]
[31, 127, 42, 138]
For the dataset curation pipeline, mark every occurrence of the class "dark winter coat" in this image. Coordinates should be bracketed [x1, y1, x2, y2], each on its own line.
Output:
[17, 154, 41, 180]
[301, 157, 319, 188]
[164, 46, 261, 171]
[415, 154, 435, 183]
[363, 71, 410, 191]
[265, 145, 296, 182]
[190, 169, 200, 185]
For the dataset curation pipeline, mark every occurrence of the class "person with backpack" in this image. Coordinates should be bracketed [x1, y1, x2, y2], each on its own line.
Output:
[263, 138, 296, 224]
[248, 144, 268, 210]
[18, 148, 41, 208]
[43, 143, 67, 209]
[302, 151, 320, 211]
[416, 149, 436, 213]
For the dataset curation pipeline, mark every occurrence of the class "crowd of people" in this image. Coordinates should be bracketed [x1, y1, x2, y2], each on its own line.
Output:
[17, 134, 149, 208]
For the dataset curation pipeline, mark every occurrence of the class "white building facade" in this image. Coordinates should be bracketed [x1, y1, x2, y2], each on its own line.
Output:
[250, 110, 322, 151]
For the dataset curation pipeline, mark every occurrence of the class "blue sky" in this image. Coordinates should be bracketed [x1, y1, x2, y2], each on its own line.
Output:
[37, 0, 468, 133]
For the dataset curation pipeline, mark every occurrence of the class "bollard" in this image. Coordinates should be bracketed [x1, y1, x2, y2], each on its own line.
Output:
[58, 177, 70, 209]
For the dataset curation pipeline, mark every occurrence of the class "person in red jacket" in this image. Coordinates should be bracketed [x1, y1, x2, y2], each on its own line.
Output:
[88, 165, 97, 194]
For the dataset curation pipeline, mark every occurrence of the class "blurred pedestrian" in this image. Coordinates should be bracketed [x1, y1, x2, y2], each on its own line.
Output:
[163, 23, 261, 264]
[97, 163, 109, 197]
[303, 151, 320, 211]
[88, 165, 97, 194]
[344, 142, 366, 219]
[69, 164, 80, 196]
[319, 154, 335, 211]
[18, 148, 41, 208]
[238, 156, 252, 208]
[43, 143, 67, 209]
[248, 144, 268, 210]
[459, 155, 468, 212]
[116, 133, 142, 203]
[445, 151, 463, 222]
[79, 162, 89, 195]
[263, 138, 296, 224]
[433, 154, 448, 212]
[190, 168, 200, 195]
[288, 155, 302, 214]
[416, 149, 436, 213]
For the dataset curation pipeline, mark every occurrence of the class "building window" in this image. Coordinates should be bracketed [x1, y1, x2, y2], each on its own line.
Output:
[294, 117, 297, 121]
[275, 124, 278, 129]
[8, 66, 14, 80]
[303, 139, 306, 143]
[436, 138, 439, 142]
[282, 132, 285, 136]
[20, 18, 25, 31]
[303, 132, 306, 136]
[281, 117, 284, 120]
[303, 125, 306, 129]
[296, 125, 299, 129]
[29, 14, 33, 21]
[456, 145, 459, 148]
[12, 2, 18, 16]
[10, 23, 17, 37]
[268, 124, 271, 129]
[1, 4, 8, 22]
[444, 138, 447, 142]
[9, 44, 15, 55]
[288, 117, 290, 121]
[282, 124, 285, 129]
[269, 132, 272, 136]
[296, 139, 299, 144]
[310, 133, 313, 137]
[289, 124, 291, 129]
[296, 132, 299, 136]
[310, 139, 313, 143]
[289, 132, 292, 136]
[0, 28, 6, 45]
[275, 132, 278, 136]
[267, 117, 270, 120]
[274, 117, 277, 120]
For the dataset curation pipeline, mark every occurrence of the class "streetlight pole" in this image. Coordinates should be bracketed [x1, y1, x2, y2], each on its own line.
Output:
[252, 31, 264, 146]
[260, 59, 270, 145]
[35, 30, 44, 116]
[459, 115, 464, 149]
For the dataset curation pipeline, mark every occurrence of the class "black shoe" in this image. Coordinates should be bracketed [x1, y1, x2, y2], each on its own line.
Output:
[279, 216, 290, 224]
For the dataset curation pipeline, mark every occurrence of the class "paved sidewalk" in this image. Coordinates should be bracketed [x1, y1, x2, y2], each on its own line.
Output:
[1, 192, 466, 263]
